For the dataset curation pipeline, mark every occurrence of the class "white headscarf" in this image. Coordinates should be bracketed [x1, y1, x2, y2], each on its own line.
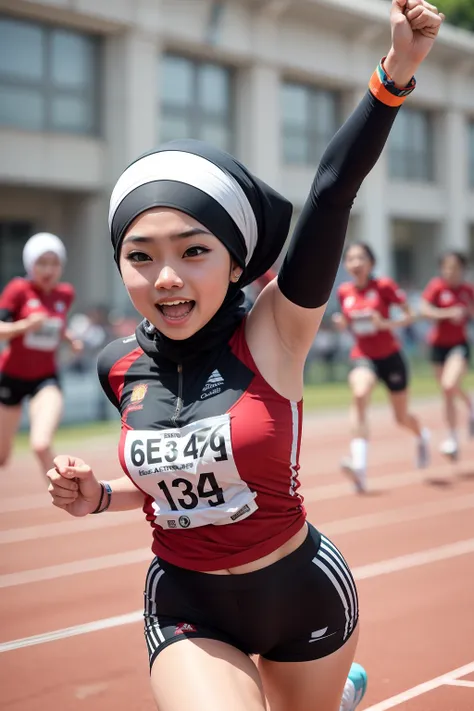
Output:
[22, 233, 67, 277]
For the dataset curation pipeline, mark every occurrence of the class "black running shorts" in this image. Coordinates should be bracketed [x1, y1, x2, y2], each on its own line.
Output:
[0, 372, 61, 407]
[430, 342, 470, 366]
[351, 350, 408, 393]
[143, 523, 359, 669]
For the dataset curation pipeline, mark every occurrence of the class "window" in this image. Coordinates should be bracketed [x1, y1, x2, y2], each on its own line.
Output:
[0, 16, 100, 134]
[281, 82, 340, 165]
[469, 121, 474, 188]
[160, 55, 233, 151]
[0, 221, 34, 290]
[388, 107, 434, 181]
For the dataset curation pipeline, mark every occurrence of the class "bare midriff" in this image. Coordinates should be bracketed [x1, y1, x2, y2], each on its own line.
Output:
[201, 521, 308, 575]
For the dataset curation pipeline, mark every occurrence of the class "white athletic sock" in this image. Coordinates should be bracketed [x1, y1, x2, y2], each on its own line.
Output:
[350, 438, 367, 472]
[339, 678, 356, 711]
[449, 430, 458, 445]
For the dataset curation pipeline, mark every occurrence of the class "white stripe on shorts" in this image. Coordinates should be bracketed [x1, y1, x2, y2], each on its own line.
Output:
[321, 536, 358, 606]
[144, 559, 166, 650]
[311, 537, 358, 640]
[319, 543, 358, 633]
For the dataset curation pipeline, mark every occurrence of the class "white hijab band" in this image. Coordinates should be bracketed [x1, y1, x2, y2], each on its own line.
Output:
[108, 151, 259, 265]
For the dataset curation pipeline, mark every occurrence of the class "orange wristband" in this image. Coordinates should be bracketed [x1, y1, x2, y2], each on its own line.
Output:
[369, 58, 416, 108]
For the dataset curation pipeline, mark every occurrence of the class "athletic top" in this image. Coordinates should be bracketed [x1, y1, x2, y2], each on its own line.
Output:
[0, 277, 75, 379]
[422, 277, 474, 347]
[338, 277, 407, 360]
[98, 319, 305, 571]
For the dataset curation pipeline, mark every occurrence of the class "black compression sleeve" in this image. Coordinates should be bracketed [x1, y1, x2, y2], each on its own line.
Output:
[278, 90, 400, 308]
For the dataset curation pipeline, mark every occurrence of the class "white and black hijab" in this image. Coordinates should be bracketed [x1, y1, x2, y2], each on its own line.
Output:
[109, 139, 292, 362]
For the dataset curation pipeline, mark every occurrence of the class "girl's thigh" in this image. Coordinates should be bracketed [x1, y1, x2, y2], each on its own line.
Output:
[150, 637, 266, 711]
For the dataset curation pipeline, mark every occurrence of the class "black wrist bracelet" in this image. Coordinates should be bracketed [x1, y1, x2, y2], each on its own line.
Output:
[90, 483, 105, 514]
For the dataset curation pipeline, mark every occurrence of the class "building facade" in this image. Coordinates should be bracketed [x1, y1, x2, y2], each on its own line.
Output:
[1, 0, 474, 315]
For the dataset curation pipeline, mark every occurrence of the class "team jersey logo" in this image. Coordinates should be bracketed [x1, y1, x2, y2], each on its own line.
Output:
[123, 414, 258, 530]
[130, 383, 148, 404]
[343, 295, 355, 309]
[54, 301, 66, 313]
[440, 290, 454, 305]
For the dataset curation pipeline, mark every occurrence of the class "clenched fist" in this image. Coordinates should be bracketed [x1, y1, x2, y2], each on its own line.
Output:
[47, 455, 102, 517]
[385, 0, 445, 86]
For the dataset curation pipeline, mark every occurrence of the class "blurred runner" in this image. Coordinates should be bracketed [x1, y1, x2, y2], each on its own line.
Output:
[333, 242, 430, 492]
[420, 251, 474, 460]
[0, 233, 82, 478]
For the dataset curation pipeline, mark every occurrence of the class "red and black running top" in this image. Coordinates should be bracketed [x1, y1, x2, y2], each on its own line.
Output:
[0, 277, 75, 380]
[98, 320, 305, 571]
[422, 277, 474, 347]
[338, 277, 407, 360]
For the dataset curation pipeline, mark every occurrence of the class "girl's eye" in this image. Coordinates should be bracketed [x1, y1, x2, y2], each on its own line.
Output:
[125, 251, 151, 263]
[184, 246, 209, 258]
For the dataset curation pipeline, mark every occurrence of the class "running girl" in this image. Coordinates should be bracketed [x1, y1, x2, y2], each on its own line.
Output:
[420, 251, 474, 459]
[333, 243, 430, 492]
[46, 3, 443, 710]
[0, 233, 81, 477]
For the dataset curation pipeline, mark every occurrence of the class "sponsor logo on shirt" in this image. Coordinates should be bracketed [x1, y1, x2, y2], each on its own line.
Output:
[201, 369, 224, 400]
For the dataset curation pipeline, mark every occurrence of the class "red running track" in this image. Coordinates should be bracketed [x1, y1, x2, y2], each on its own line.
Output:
[1, 398, 474, 711]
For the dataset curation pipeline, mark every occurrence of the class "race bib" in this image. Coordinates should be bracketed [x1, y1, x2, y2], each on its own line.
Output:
[350, 310, 377, 336]
[24, 317, 63, 351]
[123, 414, 258, 530]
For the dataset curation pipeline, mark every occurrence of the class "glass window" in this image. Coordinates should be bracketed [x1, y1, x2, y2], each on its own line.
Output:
[0, 16, 100, 134]
[0, 18, 43, 81]
[0, 86, 44, 130]
[51, 95, 93, 132]
[281, 82, 340, 165]
[162, 55, 194, 108]
[198, 63, 230, 114]
[160, 54, 233, 152]
[0, 221, 34, 290]
[51, 30, 94, 90]
[388, 107, 434, 181]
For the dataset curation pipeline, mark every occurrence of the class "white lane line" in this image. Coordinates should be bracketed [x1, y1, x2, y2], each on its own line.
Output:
[351, 538, 474, 580]
[0, 509, 143, 544]
[0, 548, 152, 588]
[364, 661, 474, 710]
[2, 536, 474, 652]
[445, 680, 474, 688]
[0, 611, 143, 653]
[3, 490, 474, 547]
[305, 462, 467, 502]
[322, 493, 474, 536]
[3, 525, 474, 591]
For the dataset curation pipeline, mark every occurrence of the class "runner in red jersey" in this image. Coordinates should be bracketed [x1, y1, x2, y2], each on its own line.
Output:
[0, 233, 82, 477]
[46, 6, 444, 711]
[420, 251, 474, 460]
[333, 242, 430, 492]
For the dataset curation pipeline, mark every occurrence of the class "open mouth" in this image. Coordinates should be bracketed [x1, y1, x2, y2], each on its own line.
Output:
[156, 299, 196, 322]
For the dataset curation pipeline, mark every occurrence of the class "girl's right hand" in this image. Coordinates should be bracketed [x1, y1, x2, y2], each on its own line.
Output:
[46, 455, 102, 517]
